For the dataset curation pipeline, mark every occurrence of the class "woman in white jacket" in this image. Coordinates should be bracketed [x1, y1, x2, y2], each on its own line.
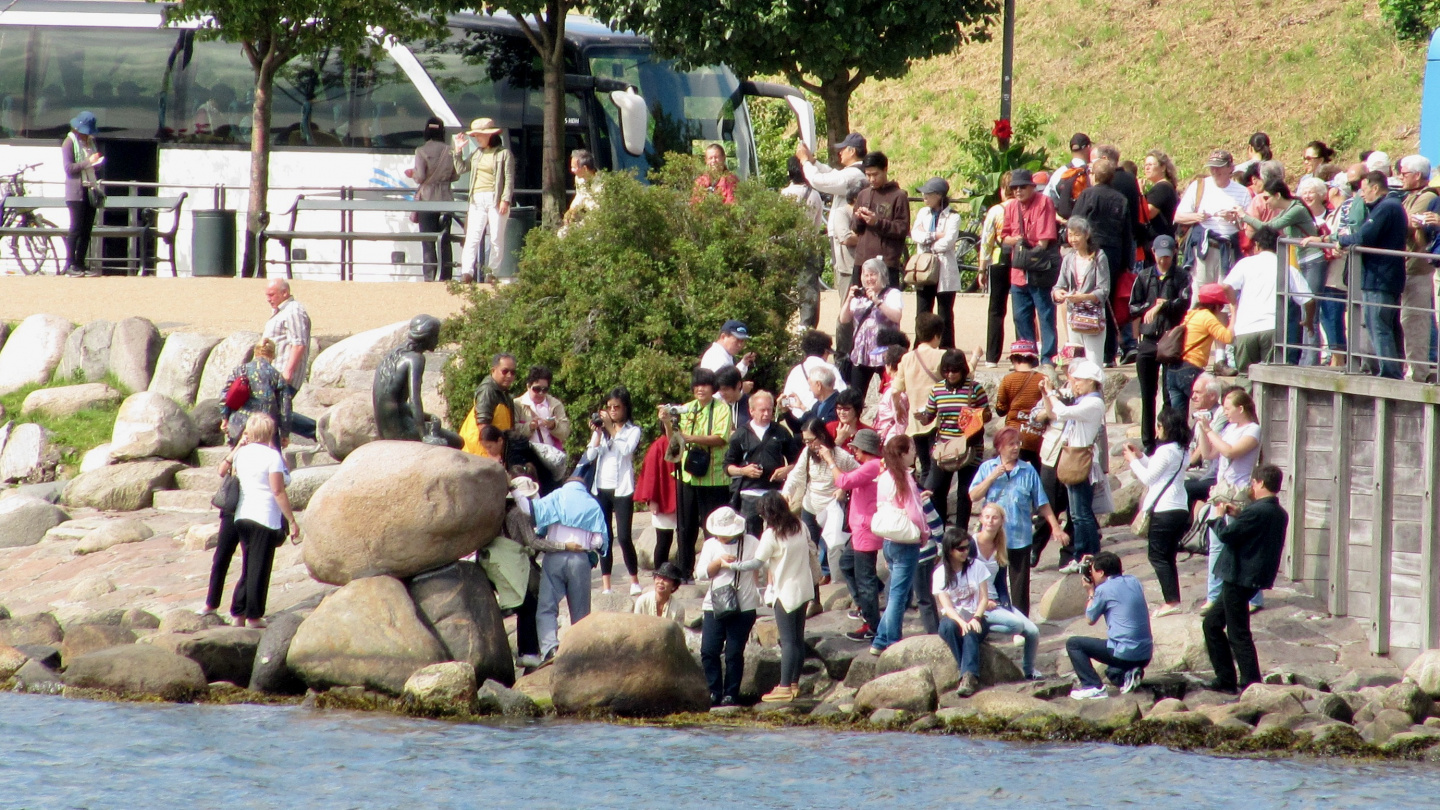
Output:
[781, 418, 858, 585]
[1123, 408, 1193, 618]
[582, 387, 644, 595]
[737, 492, 820, 703]
[910, 177, 962, 348]
[1039, 359, 1107, 570]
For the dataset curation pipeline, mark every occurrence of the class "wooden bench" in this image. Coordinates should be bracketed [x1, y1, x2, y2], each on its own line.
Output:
[259, 196, 469, 280]
[0, 193, 188, 275]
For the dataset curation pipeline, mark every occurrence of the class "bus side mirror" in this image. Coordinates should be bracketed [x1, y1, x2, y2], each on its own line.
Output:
[785, 95, 816, 154]
[609, 88, 648, 157]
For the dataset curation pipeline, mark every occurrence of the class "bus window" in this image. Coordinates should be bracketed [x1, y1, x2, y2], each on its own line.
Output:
[182, 39, 256, 145]
[413, 28, 583, 133]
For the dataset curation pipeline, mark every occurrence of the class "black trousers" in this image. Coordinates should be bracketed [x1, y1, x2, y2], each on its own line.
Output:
[651, 529, 675, 573]
[674, 482, 729, 579]
[915, 287, 958, 349]
[515, 562, 541, 657]
[233, 518, 282, 621]
[774, 602, 808, 687]
[985, 266, 1011, 362]
[916, 556, 939, 633]
[417, 211, 453, 282]
[1148, 509, 1191, 605]
[66, 197, 98, 271]
[841, 545, 881, 629]
[701, 609, 756, 703]
[1007, 546, 1033, 617]
[1134, 339, 1163, 453]
[1031, 460, 1073, 566]
[927, 460, 980, 530]
[914, 433, 936, 486]
[1203, 581, 1263, 690]
[205, 511, 241, 613]
[850, 363, 882, 400]
[596, 489, 636, 577]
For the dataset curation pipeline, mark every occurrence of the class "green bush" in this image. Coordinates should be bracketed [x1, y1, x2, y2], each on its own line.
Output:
[442, 155, 824, 456]
[1380, 0, 1440, 43]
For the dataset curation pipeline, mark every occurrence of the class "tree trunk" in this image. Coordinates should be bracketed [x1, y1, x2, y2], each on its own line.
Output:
[242, 54, 279, 278]
[539, 3, 567, 229]
[818, 80, 853, 166]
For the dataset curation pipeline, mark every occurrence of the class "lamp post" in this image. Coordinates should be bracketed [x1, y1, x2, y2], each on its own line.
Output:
[997, 0, 1016, 150]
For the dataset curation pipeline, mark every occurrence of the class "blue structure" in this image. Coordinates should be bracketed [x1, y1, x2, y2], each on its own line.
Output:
[1419, 30, 1440, 164]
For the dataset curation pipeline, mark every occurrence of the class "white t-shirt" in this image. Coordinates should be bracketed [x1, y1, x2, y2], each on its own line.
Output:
[781, 183, 825, 230]
[1217, 422, 1263, 488]
[1223, 252, 1313, 336]
[697, 535, 762, 612]
[976, 542, 1002, 600]
[931, 559, 991, 616]
[1176, 177, 1253, 236]
[233, 443, 289, 530]
[701, 341, 749, 376]
[781, 357, 848, 418]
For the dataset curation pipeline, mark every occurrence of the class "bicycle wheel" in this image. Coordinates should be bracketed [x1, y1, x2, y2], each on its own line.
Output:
[955, 231, 980, 292]
[12, 214, 61, 275]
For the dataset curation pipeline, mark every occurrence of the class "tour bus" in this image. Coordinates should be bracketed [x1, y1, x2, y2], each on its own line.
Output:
[0, 0, 814, 279]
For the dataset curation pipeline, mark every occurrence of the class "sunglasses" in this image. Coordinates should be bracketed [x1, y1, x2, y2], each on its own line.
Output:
[531, 385, 549, 393]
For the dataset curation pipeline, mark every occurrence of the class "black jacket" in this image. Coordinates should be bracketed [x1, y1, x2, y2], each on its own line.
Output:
[1111, 169, 1152, 248]
[1216, 495, 1288, 590]
[723, 421, 799, 495]
[1129, 264, 1192, 339]
[1071, 183, 1131, 256]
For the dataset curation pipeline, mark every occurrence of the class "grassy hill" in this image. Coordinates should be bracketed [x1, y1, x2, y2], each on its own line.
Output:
[844, 0, 1425, 185]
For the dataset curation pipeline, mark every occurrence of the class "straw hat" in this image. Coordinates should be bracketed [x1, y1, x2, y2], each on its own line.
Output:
[467, 117, 502, 136]
[509, 476, 539, 499]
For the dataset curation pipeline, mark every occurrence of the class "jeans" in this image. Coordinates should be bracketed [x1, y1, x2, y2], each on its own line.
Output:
[1206, 524, 1263, 609]
[459, 191, 507, 276]
[841, 544, 881, 630]
[1066, 478, 1099, 559]
[416, 210, 452, 281]
[984, 266, 1011, 362]
[774, 602, 808, 687]
[701, 609, 757, 703]
[1164, 362, 1203, 417]
[1362, 290, 1404, 379]
[232, 518, 282, 621]
[985, 605, 1039, 677]
[1203, 582, 1263, 690]
[1066, 635, 1149, 689]
[916, 287, 958, 349]
[1011, 283, 1058, 364]
[874, 540, 920, 651]
[596, 489, 636, 578]
[927, 461, 980, 530]
[938, 615, 989, 677]
[1148, 509, 1190, 605]
[537, 550, 593, 658]
[916, 556, 939, 633]
[1317, 287, 1347, 351]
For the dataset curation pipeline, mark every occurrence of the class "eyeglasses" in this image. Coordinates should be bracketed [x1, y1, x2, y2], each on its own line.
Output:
[531, 385, 549, 393]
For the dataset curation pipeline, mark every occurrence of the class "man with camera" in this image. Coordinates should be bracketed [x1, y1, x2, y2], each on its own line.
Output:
[659, 367, 733, 580]
[1066, 551, 1153, 699]
[1203, 463, 1288, 694]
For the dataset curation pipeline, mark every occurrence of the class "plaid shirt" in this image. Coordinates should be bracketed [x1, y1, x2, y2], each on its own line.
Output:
[262, 297, 311, 388]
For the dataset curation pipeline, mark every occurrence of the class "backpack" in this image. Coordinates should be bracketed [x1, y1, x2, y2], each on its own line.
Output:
[1054, 165, 1089, 219]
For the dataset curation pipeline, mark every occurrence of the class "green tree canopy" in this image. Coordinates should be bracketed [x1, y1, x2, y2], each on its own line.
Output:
[442, 156, 822, 452]
[592, 0, 999, 161]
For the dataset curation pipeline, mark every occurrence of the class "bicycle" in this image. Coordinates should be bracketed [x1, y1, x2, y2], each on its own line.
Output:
[1, 163, 63, 275]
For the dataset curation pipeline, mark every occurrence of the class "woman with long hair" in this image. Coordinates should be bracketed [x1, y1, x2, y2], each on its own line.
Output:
[1142, 150, 1180, 241]
[744, 492, 819, 702]
[407, 116, 458, 280]
[1196, 388, 1264, 613]
[934, 528, 991, 697]
[871, 434, 926, 655]
[1123, 408, 1193, 617]
[915, 349, 990, 531]
[584, 386, 643, 595]
[781, 417, 858, 588]
[971, 502, 1041, 679]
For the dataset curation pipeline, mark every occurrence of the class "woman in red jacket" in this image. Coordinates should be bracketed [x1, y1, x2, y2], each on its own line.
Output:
[634, 431, 681, 578]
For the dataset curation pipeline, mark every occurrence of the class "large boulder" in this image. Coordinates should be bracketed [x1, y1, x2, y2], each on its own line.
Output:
[196, 331, 260, 402]
[307, 321, 408, 389]
[1404, 650, 1440, 699]
[56, 319, 114, 384]
[1104, 479, 1145, 527]
[59, 624, 137, 661]
[0, 645, 26, 680]
[21, 383, 122, 419]
[316, 395, 378, 462]
[0, 495, 68, 548]
[191, 398, 226, 448]
[873, 634, 1023, 691]
[1036, 573, 1090, 622]
[854, 666, 938, 714]
[173, 627, 263, 685]
[148, 332, 221, 408]
[406, 562, 514, 686]
[285, 464, 339, 511]
[1149, 613, 1210, 673]
[80, 443, 114, 473]
[74, 518, 154, 555]
[62, 460, 185, 511]
[61, 644, 207, 700]
[286, 576, 448, 695]
[0, 423, 61, 484]
[110, 392, 199, 461]
[108, 317, 162, 393]
[0, 314, 73, 396]
[302, 441, 507, 585]
[551, 612, 711, 716]
[0, 613, 64, 646]
[249, 612, 306, 694]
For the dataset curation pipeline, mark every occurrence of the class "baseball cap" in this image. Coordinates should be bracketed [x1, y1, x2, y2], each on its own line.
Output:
[1151, 235, 1178, 258]
[1032, 170, 1051, 187]
[1206, 149, 1234, 168]
[919, 177, 950, 196]
[836, 132, 867, 154]
[1365, 151, 1391, 174]
[1069, 133, 1092, 152]
[1069, 358, 1105, 383]
[720, 320, 750, 339]
[1008, 168, 1035, 187]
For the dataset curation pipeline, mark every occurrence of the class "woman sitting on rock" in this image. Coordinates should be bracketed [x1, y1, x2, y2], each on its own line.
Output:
[695, 506, 760, 707]
[632, 561, 686, 624]
[220, 338, 291, 448]
[971, 502, 1042, 680]
[218, 413, 299, 629]
[735, 492, 819, 703]
[934, 527, 992, 697]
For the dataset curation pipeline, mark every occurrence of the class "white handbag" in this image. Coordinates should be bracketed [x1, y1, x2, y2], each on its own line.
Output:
[871, 503, 921, 544]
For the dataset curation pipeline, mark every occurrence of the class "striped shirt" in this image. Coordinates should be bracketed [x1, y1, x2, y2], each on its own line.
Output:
[677, 398, 732, 487]
[923, 381, 989, 442]
[262, 297, 311, 389]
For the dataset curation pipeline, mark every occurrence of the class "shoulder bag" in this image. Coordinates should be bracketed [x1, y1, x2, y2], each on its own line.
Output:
[223, 372, 252, 411]
[212, 450, 241, 513]
[1066, 256, 1107, 335]
[1055, 406, 1098, 486]
[1130, 453, 1185, 536]
[1155, 311, 1191, 365]
[872, 479, 921, 543]
[682, 402, 716, 479]
[932, 403, 984, 472]
[710, 535, 744, 619]
[1010, 201, 1059, 287]
[904, 251, 940, 287]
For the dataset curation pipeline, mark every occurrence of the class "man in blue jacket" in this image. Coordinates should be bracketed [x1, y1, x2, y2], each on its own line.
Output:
[523, 474, 610, 663]
[1310, 171, 1409, 378]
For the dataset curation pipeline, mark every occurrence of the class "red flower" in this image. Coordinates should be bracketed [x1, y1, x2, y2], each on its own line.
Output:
[992, 119, 1013, 141]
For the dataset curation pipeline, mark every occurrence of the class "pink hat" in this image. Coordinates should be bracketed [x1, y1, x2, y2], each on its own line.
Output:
[1197, 283, 1229, 306]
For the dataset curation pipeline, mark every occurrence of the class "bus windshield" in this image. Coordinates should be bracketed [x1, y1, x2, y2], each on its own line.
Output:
[587, 48, 755, 180]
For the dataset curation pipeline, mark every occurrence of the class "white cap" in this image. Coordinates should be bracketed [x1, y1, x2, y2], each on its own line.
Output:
[1069, 359, 1105, 383]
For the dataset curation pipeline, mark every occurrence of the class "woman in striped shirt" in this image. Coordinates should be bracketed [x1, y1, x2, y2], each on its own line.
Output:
[914, 349, 990, 530]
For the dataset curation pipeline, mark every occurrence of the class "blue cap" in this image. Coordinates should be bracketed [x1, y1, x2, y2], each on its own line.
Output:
[721, 320, 750, 339]
[70, 111, 98, 136]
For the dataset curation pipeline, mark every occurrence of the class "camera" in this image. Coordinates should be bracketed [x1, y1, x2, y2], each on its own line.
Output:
[590, 412, 605, 429]
[662, 404, 685, 419]
[1079, 554, 1095, 585]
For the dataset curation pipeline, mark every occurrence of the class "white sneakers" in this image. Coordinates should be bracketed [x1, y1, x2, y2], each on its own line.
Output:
[1152, 604, 1182, 619]
[1069, 686, 1107, 700]
[517, 654, 543, 669]
[1059, 561, 1082, 575]
[630, 582, 644, 596]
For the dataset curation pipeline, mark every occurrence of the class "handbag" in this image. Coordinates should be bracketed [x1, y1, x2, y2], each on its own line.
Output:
[1010, 201, 1058, 286]
[872, 499, 921, 544]
[212, 471, 240, 513]
[710, 535, 744, 619]
[1056, 413, 1096, 486]
[1130, 455, 1183, 536]
[682, 401, 716, 479]
[904, 251, 940, 287]
[87, 186, 106, 208]
[1155, 316, 1189, 365]
[1065, 256, 1107, 334]
[223, 373, 252, 411]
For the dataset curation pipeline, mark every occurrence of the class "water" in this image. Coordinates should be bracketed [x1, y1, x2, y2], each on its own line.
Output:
[0, 693, 1436, 809]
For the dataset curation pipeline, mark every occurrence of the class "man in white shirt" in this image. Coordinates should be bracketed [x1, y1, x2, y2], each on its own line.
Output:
[1175, 149, 1253, 299]
[1221, 228, 1314, 372]
[781, 330, 848, 420]
[262, 278, 315, 439]
[798, 134, 867, 291]
[700, 320, 755, 376]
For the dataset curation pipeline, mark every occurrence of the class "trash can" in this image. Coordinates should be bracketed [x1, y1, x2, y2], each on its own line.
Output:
[496, 205, 536, 280]
[191, 209, 237, 277]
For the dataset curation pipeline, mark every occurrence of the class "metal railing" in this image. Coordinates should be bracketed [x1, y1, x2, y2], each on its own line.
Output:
[1273, 236, 1437, 383]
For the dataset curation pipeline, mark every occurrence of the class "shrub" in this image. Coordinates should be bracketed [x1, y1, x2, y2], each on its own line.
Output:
[442, 155, 823, 455]
[1380, 0, 1440, 44]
